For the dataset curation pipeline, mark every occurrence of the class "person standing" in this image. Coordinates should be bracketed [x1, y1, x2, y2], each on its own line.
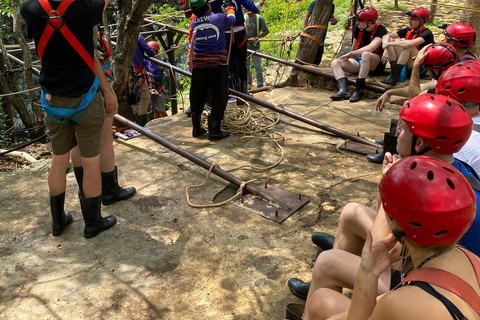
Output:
[303, 0, 337, 65]
[244, 11, 269, 89]
[131, 34, 155, 126]
[188, 0, 236, 140]
[21, 0, 116, 238]
[144, 41, 167, 119]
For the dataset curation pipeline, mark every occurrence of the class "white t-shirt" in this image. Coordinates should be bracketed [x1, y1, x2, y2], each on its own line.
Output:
[455, 116, 480, 174]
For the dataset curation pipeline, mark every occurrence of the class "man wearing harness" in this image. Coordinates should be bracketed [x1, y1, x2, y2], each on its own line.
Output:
[329, 8, 387, 102]
[442, 22, 478, 62]
[381, 7, 434, 86]
[21, 0, 116, 238]
[225, 0, 265, 105]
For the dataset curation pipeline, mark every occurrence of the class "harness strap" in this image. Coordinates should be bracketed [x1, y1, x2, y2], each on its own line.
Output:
[236, 37, 247, 49]
[406, 25, 426, 50]
[355, 24, 380, 54]
[393, 248, 480, 315]
[37, 0, 95, 72]
[41, 76, 100, 125]
[300, 25, 327, 46]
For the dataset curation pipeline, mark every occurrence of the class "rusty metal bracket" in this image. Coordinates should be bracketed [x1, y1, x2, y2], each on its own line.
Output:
[242, 183, 310, 223]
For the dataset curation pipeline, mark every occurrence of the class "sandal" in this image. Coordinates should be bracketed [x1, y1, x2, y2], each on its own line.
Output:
[286, 302, 305, 320]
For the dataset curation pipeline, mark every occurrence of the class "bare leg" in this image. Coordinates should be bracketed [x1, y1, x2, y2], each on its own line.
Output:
[304, 288, 351, 320]
[396, 47, 418, 68]
[358, 52, 381, 79]
[81, 155, 101, 198]
[100, 116, 115, 173]
[48, 152, 71, 196]
[331, 58, 360, 80]
[333, 203, 376, 255]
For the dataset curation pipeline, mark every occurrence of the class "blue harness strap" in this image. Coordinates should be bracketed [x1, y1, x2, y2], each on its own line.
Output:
[41, 76, 100, 125]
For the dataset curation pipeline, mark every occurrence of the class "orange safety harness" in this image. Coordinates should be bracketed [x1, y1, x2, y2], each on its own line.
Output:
[406, 25, 426, 50]
[355, 23, 381, 55]
[300, 25, 328, 46]
[37, 0, 100, 125]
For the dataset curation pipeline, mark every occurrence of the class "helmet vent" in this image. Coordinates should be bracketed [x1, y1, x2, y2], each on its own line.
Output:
[446, 100, 452, 106]
[458, 87, 466, 93]
[410, 162, 417, 170]
[453, 140, 463, 146]
[427, 170, 434, 181]
[435, 230, 449, 237]
[445, 86, 452, 90]
[437, 136, 447, 140]
[446, 178, 455, 190]
[409, 222, 422, 228]
[430, 96, 436, 101]
[442, 167, 455, 174]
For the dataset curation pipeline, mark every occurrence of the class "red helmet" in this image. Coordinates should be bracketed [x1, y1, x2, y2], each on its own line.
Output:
[399, 94, 473, 154]
[408, 7, 429, 22]
[422, 43, 458, 70]
[379, 156, 476, 247]
[357, 7, 378, 22]
[443, 22, 476, 48]
[147, 41, 160, 51]
[436, 61, 480, 104]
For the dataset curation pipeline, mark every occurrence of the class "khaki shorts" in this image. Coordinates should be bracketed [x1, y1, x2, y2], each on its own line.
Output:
[46, 92, 105, 158]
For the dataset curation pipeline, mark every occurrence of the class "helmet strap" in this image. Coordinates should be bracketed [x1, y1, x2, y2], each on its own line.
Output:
[410, 135, 431, 156]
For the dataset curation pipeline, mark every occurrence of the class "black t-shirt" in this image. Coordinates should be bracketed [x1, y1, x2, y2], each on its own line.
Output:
[353, 23, 387, 54]
[21, 0, 104, 97]
[396, 26, 434, 50]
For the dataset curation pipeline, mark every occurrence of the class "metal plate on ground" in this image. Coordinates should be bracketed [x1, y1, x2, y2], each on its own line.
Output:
[241, 183, 310, 223]
[339, 140, 382, 156]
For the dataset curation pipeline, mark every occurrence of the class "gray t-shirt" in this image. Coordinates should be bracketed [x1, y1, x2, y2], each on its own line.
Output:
[244, 14, 268, 50]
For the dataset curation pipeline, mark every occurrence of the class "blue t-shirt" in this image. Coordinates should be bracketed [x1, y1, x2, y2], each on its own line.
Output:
[191, 12, 235, 54]
[133, 35, 154, 69]
[144, 60, 163, 83]
[453, 158, 480, 256]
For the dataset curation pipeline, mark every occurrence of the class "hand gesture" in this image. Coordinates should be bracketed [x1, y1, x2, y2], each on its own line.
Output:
[382, 152, 402, 175]
[360, 231, 398, 279]
[413, 44, 431, 68]
[381, 50, 389, 64]
[376, 92, 390, 112]
[103, 89, 117, 113]
[330, 17, 338, 25]
[339, 52, 351, 60]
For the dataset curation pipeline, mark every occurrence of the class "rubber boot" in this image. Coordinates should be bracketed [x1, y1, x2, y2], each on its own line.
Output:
[80, 195, 117, 239]
[73, 166, 84, 198]
[50, 192, 73, 236]
[136, 114, 148, 126]
[191, 112, 207, 137]
[330, 77, 350, 100]
[208, 116, 230, 141]
[366, 133, 398, 164]
[185, 107, 192, 117]
[235, 82, 246, 106]
[380, 63, 404, 86]
[101, 166, 136, 206]
[349, 78, 366, 103]
[376, 120, 398, 145]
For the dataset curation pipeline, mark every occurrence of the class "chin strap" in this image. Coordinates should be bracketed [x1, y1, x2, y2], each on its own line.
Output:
[410, 135, 432, 156]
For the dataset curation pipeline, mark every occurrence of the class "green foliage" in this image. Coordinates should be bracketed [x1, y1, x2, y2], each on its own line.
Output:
[380, 4, 407, 11]
[149, 3, 190, 29]
[0, 0, 12, 17]
[0, 99, 12, 147]
[166, 76, 191, 111]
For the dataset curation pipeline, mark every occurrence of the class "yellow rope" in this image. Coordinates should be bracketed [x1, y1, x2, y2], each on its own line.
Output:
[185, 99, 285, 208]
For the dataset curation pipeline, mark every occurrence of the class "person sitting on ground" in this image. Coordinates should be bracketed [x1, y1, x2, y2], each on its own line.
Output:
[442, 22, 478, 62]
[330, 8, 387, 102]
[144, 41, 167, 119]
[303, 0, 337, 65]
[288, 94, 480, 309]
[367, 42, 459, 165]
[188, 0, 236, 140]
[302, 155, 480, 320]
[245, 11, 269, 89]
[380, 7, 434, 86]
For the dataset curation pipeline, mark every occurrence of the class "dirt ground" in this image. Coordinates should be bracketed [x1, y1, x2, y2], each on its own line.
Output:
[0, 85, 401, 319]
[0, 1, 462, 318]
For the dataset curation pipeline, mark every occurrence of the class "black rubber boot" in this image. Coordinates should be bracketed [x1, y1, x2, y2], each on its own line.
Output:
[101, 166, 136, 206]
[330, 77, 350, 100]
[50, 192, 73, 236]
[81, 195, 117, 239]
[380, 63, 404, 86]
[136, 114, 148, 126]
[367, 133, 398, 164]
[389, 119, 398, 134]
[375, 139, 384, 145]
[349, 78, 366, 103]
[73, 166, 84, 198]
[208, 116, 230, 141]
[191, 113, 207, 137]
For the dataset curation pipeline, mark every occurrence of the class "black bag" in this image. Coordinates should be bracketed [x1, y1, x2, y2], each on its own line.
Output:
[129, 82, 141, 105]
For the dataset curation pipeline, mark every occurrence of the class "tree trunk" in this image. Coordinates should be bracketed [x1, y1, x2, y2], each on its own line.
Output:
[0, 39, 34, 129]
[461, 0, 480, 56]
[295, 0, 334, 65]
[428, 0, 438, 23]
[112, 0, 151, 125]
[11, 0, 45, 136]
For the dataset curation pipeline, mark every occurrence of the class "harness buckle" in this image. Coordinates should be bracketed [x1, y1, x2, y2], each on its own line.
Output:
[48, 10, 64, 31]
